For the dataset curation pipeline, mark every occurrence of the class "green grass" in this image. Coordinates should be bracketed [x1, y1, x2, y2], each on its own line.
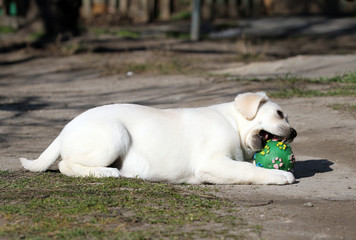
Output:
[115, 29, 140, 39]
[91, 28, 139, 39]
[328, 103, 356, 114]
[0, 25, 16, 34]
[268, 71, 356, 84]
[27, 30, 45, 41]
[60, 42, 89, 55]
[220, 70, 356, 99]
[318, 71, 356, 84]
[265, 71, 356, 98]
[166, 31, 191, 40]
[268, 85, 356, 98]
[171, 10, 191, 21]
[0, 171, 249, 239]
[102, 57, 195, 76]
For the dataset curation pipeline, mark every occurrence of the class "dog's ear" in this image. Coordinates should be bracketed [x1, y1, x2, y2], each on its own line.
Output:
[234, 92, 269, 120]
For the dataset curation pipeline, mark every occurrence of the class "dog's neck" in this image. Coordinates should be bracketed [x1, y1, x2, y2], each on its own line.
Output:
[210, 102, 254, 159]
[234, 107, 259, 160]
[210, 102, 239, 130]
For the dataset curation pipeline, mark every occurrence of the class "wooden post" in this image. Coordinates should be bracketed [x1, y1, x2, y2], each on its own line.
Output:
[129, 0, 150, 23]
[147, 0, 155, 21]
[140, 0, 150, 22]
[228, 0, 238, 18]
[202, 0, 213, 20]
[159, 0, 170, 20]
[108, 0, 117, 14]
[81, 0, 92, 19]
[119, 0, 128, 17]
[190, 0, 201, 41]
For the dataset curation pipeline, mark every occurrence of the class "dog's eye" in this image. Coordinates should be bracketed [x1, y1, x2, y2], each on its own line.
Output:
[277, 110, 284, 119]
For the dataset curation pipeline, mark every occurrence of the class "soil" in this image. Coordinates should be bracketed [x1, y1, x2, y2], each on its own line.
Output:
[1, 25, 356, 239]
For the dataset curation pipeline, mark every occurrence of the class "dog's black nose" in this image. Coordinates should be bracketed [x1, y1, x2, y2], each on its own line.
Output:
[290, 128, 297, 139]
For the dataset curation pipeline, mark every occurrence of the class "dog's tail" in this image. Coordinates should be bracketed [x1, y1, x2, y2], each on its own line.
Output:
[20, 135, 61, 172]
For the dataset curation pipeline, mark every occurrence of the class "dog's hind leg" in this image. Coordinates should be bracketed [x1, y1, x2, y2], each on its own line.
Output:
[59, 120, 131, 178]
[58, 160, 75, 176]
[59, 160, 120, 177]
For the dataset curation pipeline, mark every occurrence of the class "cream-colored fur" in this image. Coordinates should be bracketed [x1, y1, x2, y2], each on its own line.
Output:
[20, 92, 296, 185]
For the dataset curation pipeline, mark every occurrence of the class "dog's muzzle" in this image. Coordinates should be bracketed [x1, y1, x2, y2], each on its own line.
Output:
[289, 128, 297, 140]
[259, 128, 297, 143]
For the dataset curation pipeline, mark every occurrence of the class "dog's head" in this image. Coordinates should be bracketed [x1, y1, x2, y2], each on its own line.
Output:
[234, 92, 297, 152]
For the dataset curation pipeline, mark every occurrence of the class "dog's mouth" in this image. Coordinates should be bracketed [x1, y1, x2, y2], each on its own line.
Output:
[249, 129, 295, 151]
[258, 130, 286, 143]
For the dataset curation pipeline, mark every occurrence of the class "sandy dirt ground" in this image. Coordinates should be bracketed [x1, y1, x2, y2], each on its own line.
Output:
[1, 33, 356, 239]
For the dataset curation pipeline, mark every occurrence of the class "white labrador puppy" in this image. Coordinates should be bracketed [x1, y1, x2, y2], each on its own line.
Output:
[20, 92, 297, 185]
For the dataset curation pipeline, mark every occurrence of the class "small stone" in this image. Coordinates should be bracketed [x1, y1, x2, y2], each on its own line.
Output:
[304, 202, 313, 207]
[347, 186, 352, 189]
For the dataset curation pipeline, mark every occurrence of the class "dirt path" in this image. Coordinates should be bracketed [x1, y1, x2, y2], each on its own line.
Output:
[1, 47, 355, 239]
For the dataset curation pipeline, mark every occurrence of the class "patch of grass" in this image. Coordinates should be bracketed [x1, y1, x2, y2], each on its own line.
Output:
[289, 71, 356, 84]
[251, 224, 263, 234]
[234, 36, 268, 62]
[296, 71, 356, 84]
[90, 27, 107, 37]
[268, 86, 356, 98]
[171, 10, 191, 21]
[102, 57, 195, 76]
[0, 171, 250, 239]
[264, 71, 356, 98]
[328, 103, 356, 114]
[0, 25, 16, 34]
[222, 70, 356, 98]
[115, 29, 140, 39]
[27, 30, 45, 41]
[166, 31, 191, 40]
[90, 28, 139, 39]
[59, 42, 89, 55]
[341, 70, 356, 83]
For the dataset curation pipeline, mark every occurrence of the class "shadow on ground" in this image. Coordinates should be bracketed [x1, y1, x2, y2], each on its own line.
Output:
[294, 159, 333, 179]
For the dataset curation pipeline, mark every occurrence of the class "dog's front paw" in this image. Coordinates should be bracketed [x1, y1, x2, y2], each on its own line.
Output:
[268, 169, 295, 185]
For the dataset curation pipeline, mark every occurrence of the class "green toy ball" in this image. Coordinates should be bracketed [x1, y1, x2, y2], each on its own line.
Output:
[254, 140, 295, 171]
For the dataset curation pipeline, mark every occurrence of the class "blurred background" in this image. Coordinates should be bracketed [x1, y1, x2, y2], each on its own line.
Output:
[1, 0, 356, 105]
[1, 0, 356, 50]
[1, 3, 356, 239]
